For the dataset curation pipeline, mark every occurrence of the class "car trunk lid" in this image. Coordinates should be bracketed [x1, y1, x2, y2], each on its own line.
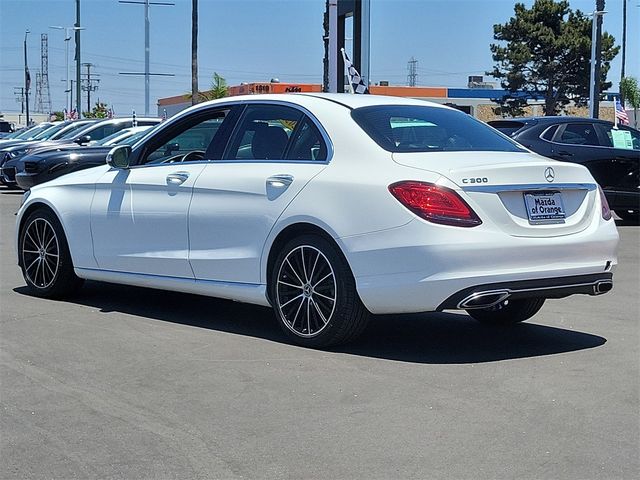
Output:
[392, 151, 598, 237]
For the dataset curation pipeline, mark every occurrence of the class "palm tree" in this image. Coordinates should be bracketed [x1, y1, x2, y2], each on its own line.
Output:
[191, 0, 198, 105]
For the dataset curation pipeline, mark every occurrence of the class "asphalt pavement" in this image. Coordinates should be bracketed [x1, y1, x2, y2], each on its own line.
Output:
[1, 187, 638, 479]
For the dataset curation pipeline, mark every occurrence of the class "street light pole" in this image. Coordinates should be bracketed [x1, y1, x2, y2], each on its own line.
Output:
[50, 26, 85, 114]
[24, 29, 30, 126]
[75, 0, 82, 117]
[588, 8, 607, 118]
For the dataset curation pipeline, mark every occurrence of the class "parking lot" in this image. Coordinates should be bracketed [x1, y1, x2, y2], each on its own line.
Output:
[0, 187, 638, 479]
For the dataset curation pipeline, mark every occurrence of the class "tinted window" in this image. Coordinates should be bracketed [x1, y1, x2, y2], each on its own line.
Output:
[352, 106, 524, 153]
[225, 105, 302, 160]
[86, 123, 128, 141]
[558, 123, 599, 146]
[286, 118, 327, 161]
[595, 124, 640, 150]
[488, 120, 526, 137]
[541, 124, 559, 141]
[142, 110, 229, 164]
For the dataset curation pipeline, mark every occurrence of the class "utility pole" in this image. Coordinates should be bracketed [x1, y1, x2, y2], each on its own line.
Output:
[407, 57, 418, 87]
[589, 5, 607, 118]
[620, 0, 627, 105]
[593, 0, 606, 118]
[75, 0, 82, 117]
[191, 0, 198, 105]
[81, 63, 100, 113]
[50, 25, 85, 114]
[119, 0, 175, 116]
[24, 29, 31, 126]
[14, 87, 25, 114]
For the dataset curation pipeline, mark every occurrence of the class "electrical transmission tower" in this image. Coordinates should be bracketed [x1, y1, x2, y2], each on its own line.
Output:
[407, 57, 418, 87]
[81, 63, 100, 113]
[34, 34, 52, 113]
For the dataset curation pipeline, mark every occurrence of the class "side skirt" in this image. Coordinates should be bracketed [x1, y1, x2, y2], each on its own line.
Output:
[74, 268, 271, 307]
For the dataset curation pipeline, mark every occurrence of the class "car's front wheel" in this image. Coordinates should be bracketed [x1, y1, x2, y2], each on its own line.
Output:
[466, 297, 545, 325]
[270, 234, 369, 348]
[19, 208, 83, 298]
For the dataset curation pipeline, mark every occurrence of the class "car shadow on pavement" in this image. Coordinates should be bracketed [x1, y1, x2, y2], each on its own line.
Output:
[14, 280, 606, 364]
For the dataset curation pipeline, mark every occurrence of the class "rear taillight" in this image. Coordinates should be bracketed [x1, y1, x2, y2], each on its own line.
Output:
[389, 181, 482, 227]
[598, 186, 612, 221]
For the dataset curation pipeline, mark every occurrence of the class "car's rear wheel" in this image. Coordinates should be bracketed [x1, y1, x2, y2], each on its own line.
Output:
[19, 208, 83, 298]
[270, 234, 369, 348]
[466, 297, 545, 325]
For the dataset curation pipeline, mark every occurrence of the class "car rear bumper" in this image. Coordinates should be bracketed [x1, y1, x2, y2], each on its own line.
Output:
[341, 216, 619, 314]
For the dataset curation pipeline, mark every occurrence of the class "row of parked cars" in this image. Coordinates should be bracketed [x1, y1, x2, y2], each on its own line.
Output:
[1, 110, 638, 221]
[0, 117, 161, 190]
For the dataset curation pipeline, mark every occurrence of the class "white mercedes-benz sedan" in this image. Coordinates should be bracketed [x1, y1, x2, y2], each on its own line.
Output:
[15, 94, 619, 347]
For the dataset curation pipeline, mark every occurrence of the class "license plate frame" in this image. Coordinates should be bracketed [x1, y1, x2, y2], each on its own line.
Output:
[524, 191, 566, 224]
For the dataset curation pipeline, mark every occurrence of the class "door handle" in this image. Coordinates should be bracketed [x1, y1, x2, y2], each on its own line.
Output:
[166, 171, 190, 185]
[266, 174, 294, 189]
[557, 151, 573, 157]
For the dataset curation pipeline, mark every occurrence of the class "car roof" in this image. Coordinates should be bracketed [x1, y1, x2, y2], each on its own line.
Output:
[193, 93, 450, 111]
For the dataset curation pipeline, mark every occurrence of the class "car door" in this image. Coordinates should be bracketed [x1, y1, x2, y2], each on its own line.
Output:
[594, 123, 640, 205]
[90, 107, 235, 278]
[550, 122, 612, 184]
[188, 103, 330, 284]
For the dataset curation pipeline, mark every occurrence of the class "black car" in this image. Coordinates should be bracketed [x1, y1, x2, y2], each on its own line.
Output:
[1, 118, 159, 187]
[14, 127, 154, 190]
[488, 117, 640, 221]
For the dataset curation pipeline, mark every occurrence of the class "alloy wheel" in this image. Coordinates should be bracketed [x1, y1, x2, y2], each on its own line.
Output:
[276, 245, 337, 338]
[21, 218, 60, 289]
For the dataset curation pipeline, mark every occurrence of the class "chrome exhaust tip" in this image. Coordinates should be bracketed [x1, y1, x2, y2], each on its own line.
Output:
[593, 280, 613, 295]
[458, 290, 510, 310]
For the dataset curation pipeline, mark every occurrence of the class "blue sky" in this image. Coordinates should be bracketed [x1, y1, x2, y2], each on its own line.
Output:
[1, 0, 638, 115]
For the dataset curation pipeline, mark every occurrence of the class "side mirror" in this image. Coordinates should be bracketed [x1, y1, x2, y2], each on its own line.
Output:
[75, 135, 91, 145]
[106, 145, 132, 169]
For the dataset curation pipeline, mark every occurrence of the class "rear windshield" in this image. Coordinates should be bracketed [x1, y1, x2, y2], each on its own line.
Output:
[487, 120, 527, 137]
[352, 105, 525, 153]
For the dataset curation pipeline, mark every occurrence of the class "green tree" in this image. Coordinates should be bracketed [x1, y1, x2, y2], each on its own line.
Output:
[620, 76, 639, 127]
[488, 0, 619, 116]
[201, 72, 228, 100]
[83, 101, 110, 119]
[184, 72, 228, 103]
[51, 111, 64, 121]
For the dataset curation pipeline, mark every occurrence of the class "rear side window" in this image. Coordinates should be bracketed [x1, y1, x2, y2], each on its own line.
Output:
[352, 105, 525, 153]
[225, 105, 304, 160]
[558, 123, 599, 146]
[541, 125, 559, 141]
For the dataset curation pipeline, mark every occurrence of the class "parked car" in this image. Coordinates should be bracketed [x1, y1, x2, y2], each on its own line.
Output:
[16, 94, 618, 348]
[488, 117, 640, 221]
[2, 118, 159, 187]
[15, 126, 155, 190]
[0, 122, 57, 147]
[0, 120, 14, 138]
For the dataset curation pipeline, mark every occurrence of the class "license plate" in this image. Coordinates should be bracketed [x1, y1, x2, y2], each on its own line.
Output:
[524, 192, 566, 224]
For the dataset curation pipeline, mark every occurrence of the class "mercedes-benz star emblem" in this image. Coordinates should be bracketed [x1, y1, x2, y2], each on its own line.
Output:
[544, 167, 555, 183]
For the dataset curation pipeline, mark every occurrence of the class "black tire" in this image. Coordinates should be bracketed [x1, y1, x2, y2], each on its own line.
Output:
[270, 234, 369, 348]
[466, 297, 545, 325]
[19, 208, 83, 298]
